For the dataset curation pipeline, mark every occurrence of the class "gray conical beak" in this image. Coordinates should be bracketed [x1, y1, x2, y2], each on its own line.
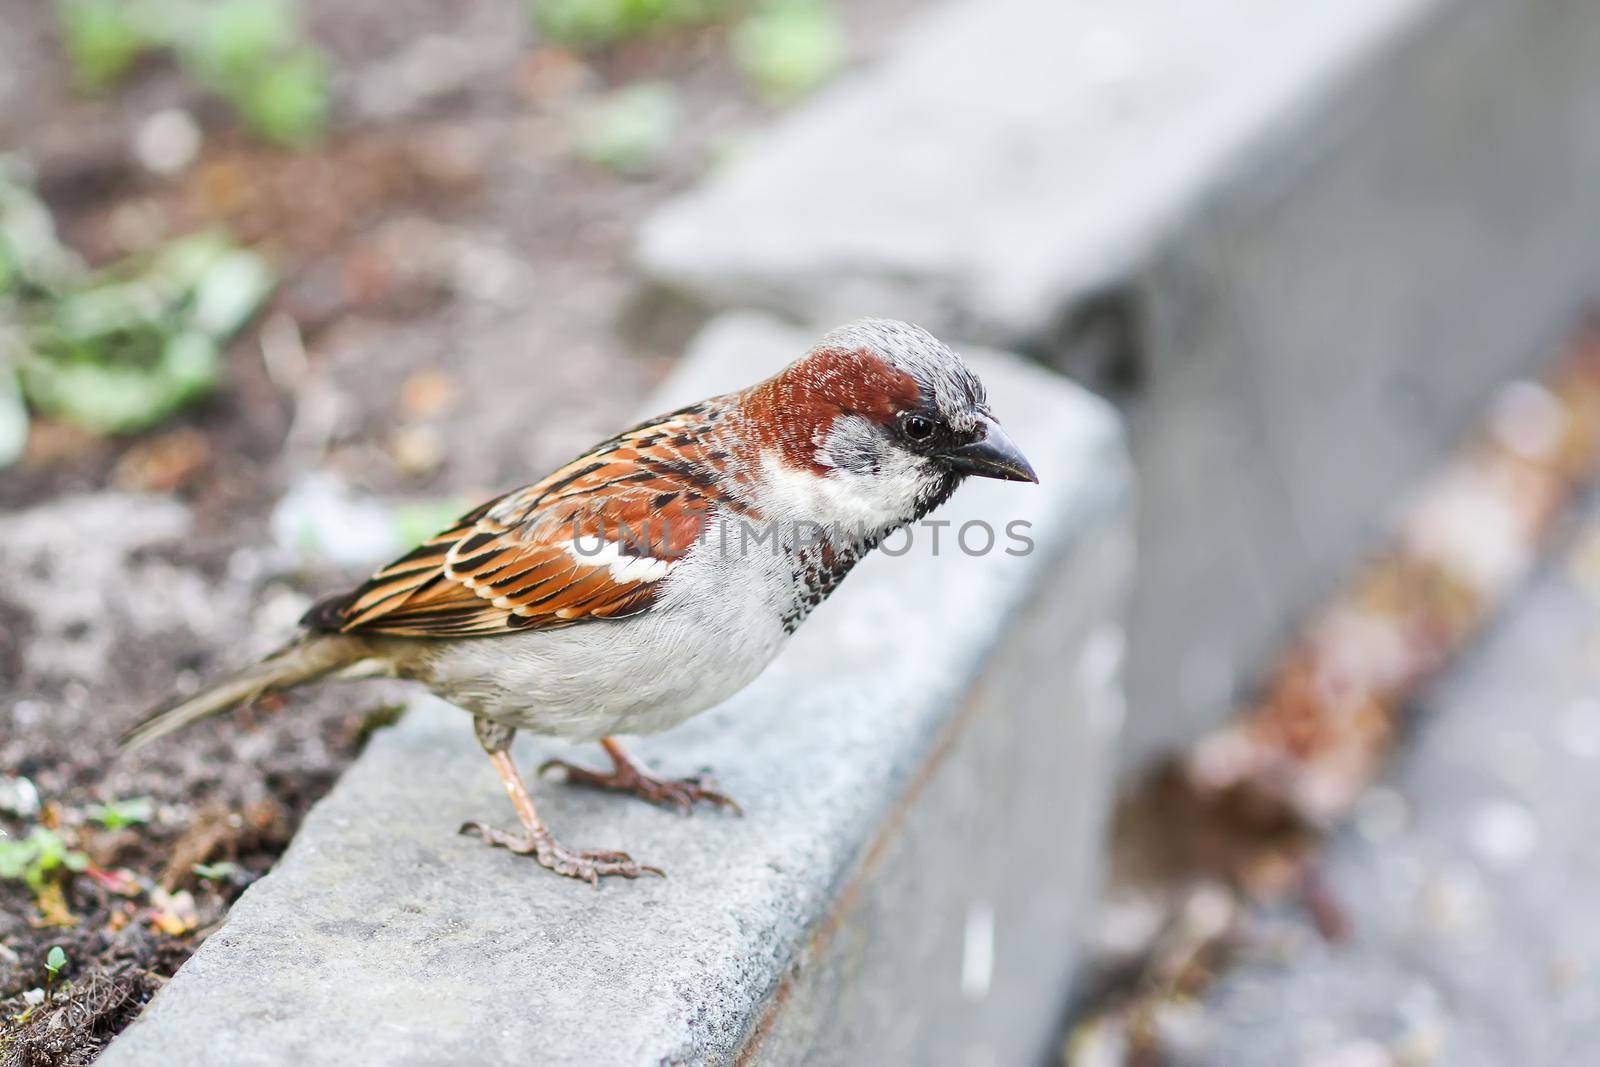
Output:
[939, 413, 1038, 483]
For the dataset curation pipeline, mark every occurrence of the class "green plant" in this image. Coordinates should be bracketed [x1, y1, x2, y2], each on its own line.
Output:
[732, 0, 843, 104]
[0, 157, 84, 297]
[0, 161, 275, 452]
[44, 946, 68, 984]
[572, 81, 683, 177]
[57, 0, 148, 90]
[185, 0, 329, 145]
[531, 0, 730, 49]
[0, 829, 91, 891]
[19, 232, 275, 434]
[228, 48, 328, 145]
[87, 796, 156, 829]
[192, 861, 241, 883]
[52, 0, 329, 145]
[194, 0, 298, 81]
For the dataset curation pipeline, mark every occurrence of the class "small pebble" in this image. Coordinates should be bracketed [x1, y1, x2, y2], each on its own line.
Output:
[1419, 866, 1489, 937]
[1091, 891, 1164, 958]
[1149, 999, 1211, 1059]
[1066, 1016, 1128, 1067]
[0, 773, 40, 818]
[1467, 799, 1539, 868]
[11, 699, 48, 728]
[390, 424, 445, 477]
[453, 242, 527, 305]
[1355, 786, 1410, 842]
[1489, 380, 1566, 462]
[135, 108, 202, 176]
[1548, 953, 1587, 995]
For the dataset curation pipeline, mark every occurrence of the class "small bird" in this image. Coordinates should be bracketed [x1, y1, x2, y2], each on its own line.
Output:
[123, 319, 1037, 883]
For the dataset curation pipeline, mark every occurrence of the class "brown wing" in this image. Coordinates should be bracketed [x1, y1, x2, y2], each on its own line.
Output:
[304, 406, 729, 639]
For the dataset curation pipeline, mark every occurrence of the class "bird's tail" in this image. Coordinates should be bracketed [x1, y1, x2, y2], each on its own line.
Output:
[120, 635, 372, 752]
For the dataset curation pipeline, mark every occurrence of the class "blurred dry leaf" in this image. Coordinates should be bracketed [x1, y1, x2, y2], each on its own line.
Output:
[33, 882, 78, 928]
[111, 427, 212, 493]
[517, 47, 597, 103]
[85, 865, 143, 898]
[147, 888, 199, 936]
[398, 368, 460, 420]
[389, 424, 444, 478]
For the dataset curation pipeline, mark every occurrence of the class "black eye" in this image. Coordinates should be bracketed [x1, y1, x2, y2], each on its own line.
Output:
[902, 414, 936, 441]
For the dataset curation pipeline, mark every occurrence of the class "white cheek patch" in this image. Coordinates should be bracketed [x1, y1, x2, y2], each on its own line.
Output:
[758, 450, 924, 533]
[564, 536, 674, 582]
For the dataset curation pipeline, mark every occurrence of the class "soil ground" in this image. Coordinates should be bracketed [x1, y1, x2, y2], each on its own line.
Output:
[0, 1, 908, 1061]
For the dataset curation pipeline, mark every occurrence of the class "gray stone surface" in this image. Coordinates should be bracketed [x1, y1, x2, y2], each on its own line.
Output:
[639, 0, 1432, 341]
[101, 314, 1133, 1066]
[637, 0, 1600, 768]
[1190, 497, 1600, 1067]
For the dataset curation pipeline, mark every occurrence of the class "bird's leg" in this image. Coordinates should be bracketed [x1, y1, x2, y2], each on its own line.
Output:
[539, 737, 743, 816]
[459, 718, 663, 885]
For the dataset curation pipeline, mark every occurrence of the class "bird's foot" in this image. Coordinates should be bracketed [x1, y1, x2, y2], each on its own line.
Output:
[458, 821, 664, 885]
[538, 757, 743, 816]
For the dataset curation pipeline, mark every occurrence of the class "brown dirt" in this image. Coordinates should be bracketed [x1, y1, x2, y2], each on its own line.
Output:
[0, 0, 913, 1061]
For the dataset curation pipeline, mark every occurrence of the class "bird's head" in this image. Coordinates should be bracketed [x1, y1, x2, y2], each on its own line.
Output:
[741, 318, 1036, 538]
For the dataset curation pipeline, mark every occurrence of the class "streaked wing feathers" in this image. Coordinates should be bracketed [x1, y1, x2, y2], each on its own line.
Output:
[305, 407, 725, 638]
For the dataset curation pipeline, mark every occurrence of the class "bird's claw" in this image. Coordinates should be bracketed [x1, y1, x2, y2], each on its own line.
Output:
[538, 758, 743, 816]
[458, 821, 664, 885]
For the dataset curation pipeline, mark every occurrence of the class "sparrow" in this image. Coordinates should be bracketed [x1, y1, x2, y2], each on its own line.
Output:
[123, 319, 1037, 884]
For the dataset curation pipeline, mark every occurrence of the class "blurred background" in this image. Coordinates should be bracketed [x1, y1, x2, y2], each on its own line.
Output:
[3, 0, 1600, 1063]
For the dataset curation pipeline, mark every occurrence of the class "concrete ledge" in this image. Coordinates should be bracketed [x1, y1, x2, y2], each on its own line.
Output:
[638, 0, 1436, 340]
[102, 314, 1132, 1065]
[637, 0, 1600, 768]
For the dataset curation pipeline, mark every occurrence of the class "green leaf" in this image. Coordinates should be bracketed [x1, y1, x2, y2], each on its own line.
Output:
[88, 796, 156, 829]
[732, 0, 844, 104]
[20, 329, 222, 434]
[0, 838, 32, 880]
[179, 0, 327, 146]
[189, 247, 275, 337]
[192, 861, 241, 882]
[45, 946, 67, 977]
[0, 242, 17, 296]
[0, 156, 85, 294]
[573, 81, 683, 177]
[56, 0, 149, 91]
[195, 0, 297, 86]
[0, 359, 28, 470]
[532, 0, 730, 49]
[14, 227, 272, 436]
[229, 49, 329, 146]
[0, 828, 91, 891]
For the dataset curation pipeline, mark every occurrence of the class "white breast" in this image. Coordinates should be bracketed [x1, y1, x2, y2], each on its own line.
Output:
[409, 510, 794, 741]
